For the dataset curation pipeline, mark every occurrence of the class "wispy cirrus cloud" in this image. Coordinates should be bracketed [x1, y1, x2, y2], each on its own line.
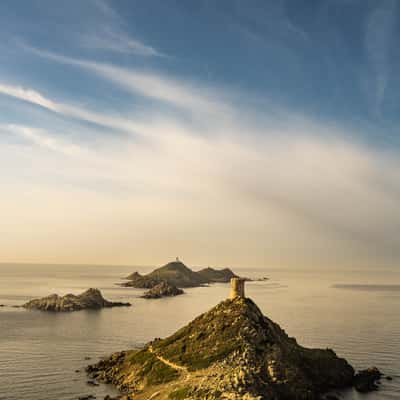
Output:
[22, 45, 233, 118]
[81, 28, 164, 57]
[0, 83, 57, 111]
[0, 124, 84, 157]
[0, 81, 157, 138]
[80, 0, 164, 57]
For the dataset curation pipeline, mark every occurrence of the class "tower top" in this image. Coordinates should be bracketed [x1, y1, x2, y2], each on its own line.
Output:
[230, 277, 246, 299]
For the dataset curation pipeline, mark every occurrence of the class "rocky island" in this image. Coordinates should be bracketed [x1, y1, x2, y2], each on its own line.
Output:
[122, 260, 238, 289]
[196, 267, 238, 283]
[23, 288, 131, 312]
[141, 281, 184, 299]
[86, 279, 380, 400]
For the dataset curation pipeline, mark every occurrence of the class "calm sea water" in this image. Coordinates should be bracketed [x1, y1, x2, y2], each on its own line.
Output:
[0, 264, 399, 400]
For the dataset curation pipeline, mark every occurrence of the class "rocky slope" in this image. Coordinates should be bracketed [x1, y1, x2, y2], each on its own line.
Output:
[196, 267, 237, 283]
[23, 288, 131, 312]
[141, 281, 184, 299]
[86, 297, 357, 399]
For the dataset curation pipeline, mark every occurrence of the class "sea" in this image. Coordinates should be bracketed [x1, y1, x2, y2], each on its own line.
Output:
[0, 264, 399, 400]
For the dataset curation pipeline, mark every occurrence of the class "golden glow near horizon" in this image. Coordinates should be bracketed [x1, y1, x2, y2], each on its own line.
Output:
[1, 114, 399, 268]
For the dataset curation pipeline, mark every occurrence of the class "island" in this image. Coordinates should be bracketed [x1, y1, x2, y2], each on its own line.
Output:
[196, 267, 237, 282]
[23, 288, 131, 312]
[86, 279, 381, 400]
[141, 281, 184, 299]
[122, 260, 238, 289]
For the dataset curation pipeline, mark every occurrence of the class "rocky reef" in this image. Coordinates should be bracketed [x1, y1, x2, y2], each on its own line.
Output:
[23, 288, 131, 312]
[86, 296, 360, 399]
[141, 281, 184, 299]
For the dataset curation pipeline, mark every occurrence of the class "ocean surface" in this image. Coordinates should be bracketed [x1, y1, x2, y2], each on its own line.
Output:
[0, 264, 399, 400]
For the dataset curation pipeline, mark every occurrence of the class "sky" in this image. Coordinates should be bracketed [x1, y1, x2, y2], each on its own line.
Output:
[0, 0, 399, 269]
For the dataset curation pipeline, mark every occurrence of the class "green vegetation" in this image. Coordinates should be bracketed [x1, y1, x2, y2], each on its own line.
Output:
[152, 298, 254, 371]
[88, 296, 356, 399]
[127, 349, 179, 385]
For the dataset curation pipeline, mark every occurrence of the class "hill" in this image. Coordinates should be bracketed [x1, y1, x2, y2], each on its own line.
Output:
[196, 267, 237, 282]
[87, 296, 356, 399]
[122, 261, 209, 288]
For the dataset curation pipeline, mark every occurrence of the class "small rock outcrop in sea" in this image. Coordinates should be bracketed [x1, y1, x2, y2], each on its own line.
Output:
[23, 288, 131, 312]
[122, 260, 240, 289]
[86, 280, 361, 400]
[354, 367, 383, 392]
[141, 281, 184, 299]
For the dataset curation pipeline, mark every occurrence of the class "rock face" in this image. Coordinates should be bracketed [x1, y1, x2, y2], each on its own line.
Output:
[122, 261, 240, 289]
[87, 297, 356, 400]
[141, 281, 184, 299]
[197, 267, 238, 283]
[122, 261, 209, 288]
[23, 288, 131, 312]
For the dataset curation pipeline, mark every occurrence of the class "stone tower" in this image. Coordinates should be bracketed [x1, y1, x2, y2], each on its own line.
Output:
[230, 277, 245, 299]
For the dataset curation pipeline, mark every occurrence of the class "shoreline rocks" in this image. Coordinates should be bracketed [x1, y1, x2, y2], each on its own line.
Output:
[354, 367, 383, 392]
[23, 288, 131, 312]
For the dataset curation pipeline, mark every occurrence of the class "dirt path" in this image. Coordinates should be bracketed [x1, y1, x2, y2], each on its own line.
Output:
[148, 346, 188, 373]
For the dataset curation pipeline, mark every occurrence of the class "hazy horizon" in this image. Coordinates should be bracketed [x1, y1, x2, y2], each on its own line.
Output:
[1, 0, 400, 269]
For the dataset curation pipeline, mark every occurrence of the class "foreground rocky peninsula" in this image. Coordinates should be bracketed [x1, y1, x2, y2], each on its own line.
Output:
[23, 288, 131, 312]
[122, 260, 238, 289]
[86, 279, 381, 400]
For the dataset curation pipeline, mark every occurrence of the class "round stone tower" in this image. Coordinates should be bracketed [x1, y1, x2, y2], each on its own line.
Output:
[230, 277, 245, 299]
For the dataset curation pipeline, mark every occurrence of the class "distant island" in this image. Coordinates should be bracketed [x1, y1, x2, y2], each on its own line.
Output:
[23, 288, 131, 312]
[87, 279, 382, 399]
[121, 260, 238, 289]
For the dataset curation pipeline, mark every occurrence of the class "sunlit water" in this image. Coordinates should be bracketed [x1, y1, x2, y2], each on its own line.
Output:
[0, 264, 399, 400]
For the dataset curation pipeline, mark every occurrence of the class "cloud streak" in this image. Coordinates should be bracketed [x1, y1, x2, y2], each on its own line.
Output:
[24, 46, 232, 118]
[81, 29, 164, 57]
[0, 124, 85, 157]
[364, 0, 397, 117]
